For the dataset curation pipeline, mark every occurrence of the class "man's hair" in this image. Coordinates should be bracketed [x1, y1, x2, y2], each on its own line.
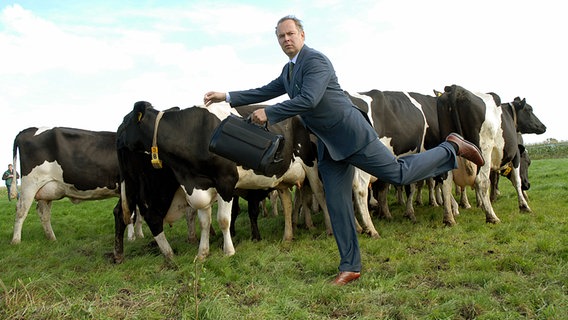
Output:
[275, 15, 303, 35]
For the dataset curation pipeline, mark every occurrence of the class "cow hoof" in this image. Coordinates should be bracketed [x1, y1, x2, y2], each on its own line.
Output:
[164, 259, 180, 270]
[443, 219, 457, 227]
[369, 232, 381, 239]
[520, 206, 532, 213]
[404, 213, 417, 223]
[486, 217, 501, 224]
[110, 253, 124, 264]
[10, 239, 21, 245]
[187, 236, 198, 244]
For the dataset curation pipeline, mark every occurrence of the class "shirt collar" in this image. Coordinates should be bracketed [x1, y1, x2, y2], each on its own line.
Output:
[289, 55, 298, 64]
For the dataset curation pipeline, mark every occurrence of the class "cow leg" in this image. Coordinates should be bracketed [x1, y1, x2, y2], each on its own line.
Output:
[126, 215, 135, 241]
[260, 198, 269, 217]
[373, 182, 392, 220]
[196, 207, 212, 260]
[216, 196, 236, 257]
[303, 188, 317, 230]
[428, 178, 440, 207]
[247, 192, 263, 241]
[435, 181, 443, 207]
[292, 187, 301, 228]
[126, 209, 144, 241]
[489, 171, 501, 202]
[474, 169, 501, 224]
[440, 173, 457, 226]
[36, 200, 56, 241]
[510, 168, 531, 213]
[394, 186, 404, 205]
[186, 207, 198, 244]
[270, 190, 280, 216]
[112, 200, 126, 264]
[352, 169, 380, 238]
[141, 211, 173, 261]
[154, 232, 175, 262]
[311, 193, 320, 213]
[302, 163, 333, 235]
[278, 188, 294, 241]
[230, 195, 240, 237]
[368, 187, 379, 210]
[404, 184, 417, 223]
[134, 208, 145, 238]
[458, 186, 472, 209]
[414, 180, 424, 206]
[296, 186, 316, 230]
[11, 187, 38, 244]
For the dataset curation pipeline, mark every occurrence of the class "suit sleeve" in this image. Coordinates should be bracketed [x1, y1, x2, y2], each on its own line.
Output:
[265, 53, 332, 124]
[229, 76, 287, 107]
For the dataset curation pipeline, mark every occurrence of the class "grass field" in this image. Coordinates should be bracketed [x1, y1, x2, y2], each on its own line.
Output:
[1, 157, 567, 319]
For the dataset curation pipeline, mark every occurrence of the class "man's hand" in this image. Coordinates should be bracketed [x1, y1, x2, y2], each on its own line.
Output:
[251, 108, 268, 125]
[203, 91, 226, 107]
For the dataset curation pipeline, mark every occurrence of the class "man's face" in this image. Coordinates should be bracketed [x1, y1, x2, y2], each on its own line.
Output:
[276, 19, 305, 59]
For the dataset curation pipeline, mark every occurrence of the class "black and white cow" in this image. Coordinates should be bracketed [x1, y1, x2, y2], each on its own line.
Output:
[437, 85, 546, 224]
[114, 134, 203, 263]
[345, 89, 442, 223]
[116, 102, 237, 261]
[10, 127, 141, 244]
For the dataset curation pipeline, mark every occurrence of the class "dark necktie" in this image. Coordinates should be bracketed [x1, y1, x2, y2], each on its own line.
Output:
[288, 62, 294, 83]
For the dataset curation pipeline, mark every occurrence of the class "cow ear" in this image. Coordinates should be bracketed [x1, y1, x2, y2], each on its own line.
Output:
[133, 101, 152, 122]
[433, 89, 443, 97]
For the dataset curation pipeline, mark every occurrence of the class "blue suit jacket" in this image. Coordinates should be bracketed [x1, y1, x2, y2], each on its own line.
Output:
[229, 45, 378, 161]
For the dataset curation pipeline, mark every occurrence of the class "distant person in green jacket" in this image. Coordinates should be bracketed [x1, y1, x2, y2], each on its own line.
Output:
[2, 164, 19, 201]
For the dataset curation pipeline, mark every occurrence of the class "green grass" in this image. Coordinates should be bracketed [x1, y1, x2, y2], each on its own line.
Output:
[1, 158, 567, 319]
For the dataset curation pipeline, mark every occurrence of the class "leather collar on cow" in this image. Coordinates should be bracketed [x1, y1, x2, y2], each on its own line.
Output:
[151, 111, 165, 169]
[507, 102, 518, 128]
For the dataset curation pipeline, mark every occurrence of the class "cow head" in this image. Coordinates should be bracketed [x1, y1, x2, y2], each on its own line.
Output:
[510, 97, 547, 135]
[117, 101, 156, 152]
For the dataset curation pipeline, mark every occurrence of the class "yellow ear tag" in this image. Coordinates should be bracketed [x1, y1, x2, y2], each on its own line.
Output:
[137, 112, 143, 122]
[501, 166, 512, 176]
[151, 146, 163, 169]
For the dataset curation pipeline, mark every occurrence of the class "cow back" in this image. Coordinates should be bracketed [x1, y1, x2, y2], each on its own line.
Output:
[15, 127, 119, 191]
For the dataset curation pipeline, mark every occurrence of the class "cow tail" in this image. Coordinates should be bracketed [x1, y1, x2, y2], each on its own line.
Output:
[448, 86, 464, 136]
[120, 183, 133, 224]
[11, 134, 20, 200]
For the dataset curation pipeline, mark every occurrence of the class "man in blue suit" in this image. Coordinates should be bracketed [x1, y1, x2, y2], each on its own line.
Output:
[204, 15, 484, 285]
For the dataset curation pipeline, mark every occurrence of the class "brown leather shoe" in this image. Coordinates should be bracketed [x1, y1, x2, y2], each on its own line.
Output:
[331, 271, 361, 286]
[446, 133, 485, 167]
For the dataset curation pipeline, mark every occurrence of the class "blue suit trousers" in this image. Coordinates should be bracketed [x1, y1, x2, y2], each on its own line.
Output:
[318, 138, 458, 272]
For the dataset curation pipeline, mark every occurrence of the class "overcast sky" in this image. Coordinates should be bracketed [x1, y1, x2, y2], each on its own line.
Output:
[1, 0, 566, 168]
